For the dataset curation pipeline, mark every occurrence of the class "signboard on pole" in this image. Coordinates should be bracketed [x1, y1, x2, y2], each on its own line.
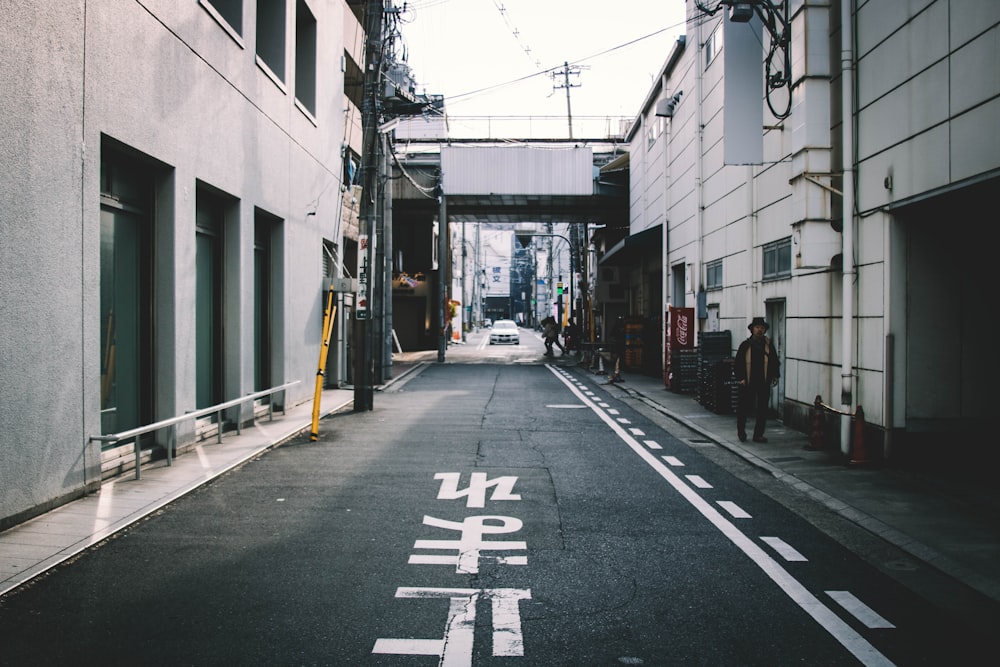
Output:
[357, 233, 370, 320]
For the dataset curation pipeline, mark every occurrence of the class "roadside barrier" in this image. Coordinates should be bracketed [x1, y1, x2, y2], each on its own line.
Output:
[807, 396, 872, 466]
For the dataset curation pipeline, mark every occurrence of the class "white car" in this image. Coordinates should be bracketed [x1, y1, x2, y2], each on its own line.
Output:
[489, 319, 520, 345]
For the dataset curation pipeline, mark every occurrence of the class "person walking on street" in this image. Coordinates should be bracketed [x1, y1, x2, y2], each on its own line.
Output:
[563, 317, 581, 354]
[542, 318, 565, 356]
[607, 316, 626, 383]
[734, 316, 780, 443]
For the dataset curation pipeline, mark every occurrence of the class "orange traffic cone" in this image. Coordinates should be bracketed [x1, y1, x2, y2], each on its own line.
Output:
[848, 405, 871, 467]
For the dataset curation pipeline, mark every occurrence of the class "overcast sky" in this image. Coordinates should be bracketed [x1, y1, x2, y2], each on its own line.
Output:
[395, 0, 687, 136]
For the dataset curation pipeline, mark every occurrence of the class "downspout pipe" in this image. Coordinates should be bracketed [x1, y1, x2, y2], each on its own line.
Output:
[840, 0, 856, 454]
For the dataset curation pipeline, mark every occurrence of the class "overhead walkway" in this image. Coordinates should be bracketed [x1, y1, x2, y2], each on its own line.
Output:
[394, 142, 628, 225]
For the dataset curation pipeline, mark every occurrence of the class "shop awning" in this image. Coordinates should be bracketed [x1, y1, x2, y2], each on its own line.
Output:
[599, 224, 662, 265]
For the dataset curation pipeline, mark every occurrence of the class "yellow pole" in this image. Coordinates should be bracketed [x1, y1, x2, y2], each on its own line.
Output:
[310, 289, 337, 440]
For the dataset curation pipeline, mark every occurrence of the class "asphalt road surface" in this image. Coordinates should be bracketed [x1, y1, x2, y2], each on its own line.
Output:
[0, 345, 994, 665]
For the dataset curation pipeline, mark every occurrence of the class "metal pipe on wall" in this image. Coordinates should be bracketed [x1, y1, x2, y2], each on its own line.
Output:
[840, 0, 857, 454]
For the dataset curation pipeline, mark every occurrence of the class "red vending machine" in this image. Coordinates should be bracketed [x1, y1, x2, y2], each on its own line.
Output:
[664, 306, 695, 390]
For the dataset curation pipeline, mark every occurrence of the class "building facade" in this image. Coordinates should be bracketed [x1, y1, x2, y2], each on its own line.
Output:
[621, 0, 998, 462]
[0, 1, 367, 529]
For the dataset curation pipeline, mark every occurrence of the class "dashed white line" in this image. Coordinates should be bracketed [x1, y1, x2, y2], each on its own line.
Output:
[686, 475, 713, 489]
[826, 591, 896, 629]
[662, 456, 684, 466]
[761, 536, 808, 562]
[644, 440, 662, 450]
[716, 501, 751, 519]
[546, 366, 893, 666]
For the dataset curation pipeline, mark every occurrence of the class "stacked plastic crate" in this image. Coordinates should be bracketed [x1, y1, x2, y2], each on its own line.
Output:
[697, 331, 734, 414]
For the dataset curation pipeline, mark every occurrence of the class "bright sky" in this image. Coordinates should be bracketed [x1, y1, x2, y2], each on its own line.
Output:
[395, 0, 688, 138]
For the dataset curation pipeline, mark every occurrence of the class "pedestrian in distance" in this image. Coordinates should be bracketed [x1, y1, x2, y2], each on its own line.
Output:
[607, 316, 626, 383]
[542, 317, 564, 356]
[734, 316, 780, 443]
[563, 317, 581, 353]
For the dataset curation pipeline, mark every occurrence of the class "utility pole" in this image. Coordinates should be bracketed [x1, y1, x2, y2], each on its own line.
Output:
[354, 0, 384, 411]
[551, 61, 587, 139]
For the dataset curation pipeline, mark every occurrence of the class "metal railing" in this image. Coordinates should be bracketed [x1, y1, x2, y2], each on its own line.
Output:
[89, 381, 300, 480]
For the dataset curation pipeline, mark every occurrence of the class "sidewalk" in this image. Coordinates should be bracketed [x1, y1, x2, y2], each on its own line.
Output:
[576, 362, 1000, 615]
[0, 386, 356, 598]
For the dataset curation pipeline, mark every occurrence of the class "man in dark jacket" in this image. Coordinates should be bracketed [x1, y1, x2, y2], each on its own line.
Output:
[734, 317, 780, 443]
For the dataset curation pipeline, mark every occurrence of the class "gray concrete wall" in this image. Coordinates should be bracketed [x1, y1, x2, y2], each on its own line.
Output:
[1, 0, 349, 527]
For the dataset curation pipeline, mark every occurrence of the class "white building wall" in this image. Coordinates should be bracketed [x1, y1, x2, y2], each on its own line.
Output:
[0, 1, 351, 527]
[626, 0, 1000, 446]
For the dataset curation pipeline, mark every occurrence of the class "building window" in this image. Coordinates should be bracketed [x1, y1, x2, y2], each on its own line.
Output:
[295, 0, 318, 116]
[705, 24, 721, 68]
[257, 0, 286, 82]
[201, 0, 243, 38]
[763, 237, 792, 280]
[706, 259, 723, 290]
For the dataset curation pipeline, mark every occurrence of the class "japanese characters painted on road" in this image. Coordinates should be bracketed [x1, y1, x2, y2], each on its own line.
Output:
[373, 471, 533, 664]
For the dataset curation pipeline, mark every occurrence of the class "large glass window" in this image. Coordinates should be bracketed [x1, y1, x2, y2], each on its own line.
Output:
[99, 155, 154, 441]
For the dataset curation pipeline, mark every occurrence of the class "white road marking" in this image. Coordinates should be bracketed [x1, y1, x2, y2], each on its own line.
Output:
[628, 427, 645, 436]
[617, 418, 632, 424]
[373, 587, 532, 662]
[686, 475, 713, 489]
[547, 404, 588, 409]
[761, 536, 808, 562]
[545, 365, 894, 667]
[410, 515, 527, 574]
[608, 409, 620, 415]
[644, 440, 662, 450]
[662, 456, 684, 466]
[826, 591, 896, 629]
[717, 501, 751, 518]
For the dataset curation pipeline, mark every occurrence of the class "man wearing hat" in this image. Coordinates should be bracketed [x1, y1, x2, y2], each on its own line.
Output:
[734, 317, 780, 443]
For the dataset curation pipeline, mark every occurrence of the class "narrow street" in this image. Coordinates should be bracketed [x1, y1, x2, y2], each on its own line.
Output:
[0, 333, 994, 665]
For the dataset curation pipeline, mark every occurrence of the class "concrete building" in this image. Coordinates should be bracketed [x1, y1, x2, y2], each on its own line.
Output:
[0, 1, 370, 529]
[618, 0, 999, 464]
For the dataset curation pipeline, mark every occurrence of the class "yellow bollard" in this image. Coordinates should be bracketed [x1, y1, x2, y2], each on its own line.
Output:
[310, 289, 337, 441]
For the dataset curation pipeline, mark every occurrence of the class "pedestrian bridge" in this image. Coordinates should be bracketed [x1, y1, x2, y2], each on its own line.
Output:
[394, 144, 627, 225]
